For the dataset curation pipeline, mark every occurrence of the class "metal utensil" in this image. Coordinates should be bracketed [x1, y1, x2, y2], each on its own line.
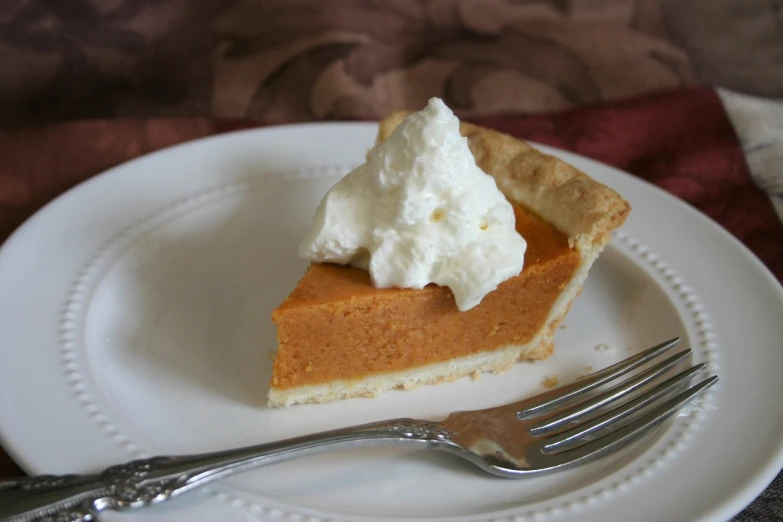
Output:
[0, 337, 717, 522]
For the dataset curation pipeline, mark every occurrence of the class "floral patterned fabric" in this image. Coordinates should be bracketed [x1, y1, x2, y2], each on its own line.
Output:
[1, 0, 782, 125]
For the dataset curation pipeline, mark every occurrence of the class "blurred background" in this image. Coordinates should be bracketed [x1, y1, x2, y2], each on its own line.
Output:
[0, 0, 781, 126]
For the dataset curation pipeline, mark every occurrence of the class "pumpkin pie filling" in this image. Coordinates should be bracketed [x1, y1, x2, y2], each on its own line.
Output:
[271, 205, 579, 390]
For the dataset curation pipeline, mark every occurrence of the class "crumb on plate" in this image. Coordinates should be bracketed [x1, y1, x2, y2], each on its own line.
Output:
[595, 343, 616, 353]
[576, 365, 596, 381]
[542, 375, 559, 388]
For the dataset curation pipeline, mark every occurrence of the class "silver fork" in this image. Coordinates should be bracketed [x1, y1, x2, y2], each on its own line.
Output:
[1, 337, 717, 522]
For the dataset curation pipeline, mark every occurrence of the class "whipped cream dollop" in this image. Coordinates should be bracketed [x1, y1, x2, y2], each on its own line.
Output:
[298, 97, 526, 311]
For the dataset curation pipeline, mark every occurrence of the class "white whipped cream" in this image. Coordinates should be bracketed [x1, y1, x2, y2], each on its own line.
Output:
[298, 97, 526, 311]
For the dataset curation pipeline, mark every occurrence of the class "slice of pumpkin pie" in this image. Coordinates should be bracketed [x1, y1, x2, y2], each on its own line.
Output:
[268, 98, 630, 407]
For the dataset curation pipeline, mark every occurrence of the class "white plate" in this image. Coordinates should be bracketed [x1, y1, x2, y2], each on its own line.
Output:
[0, 123, 782, 522]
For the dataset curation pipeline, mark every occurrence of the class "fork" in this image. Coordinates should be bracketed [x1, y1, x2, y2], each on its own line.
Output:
[0, 337, 717, 522]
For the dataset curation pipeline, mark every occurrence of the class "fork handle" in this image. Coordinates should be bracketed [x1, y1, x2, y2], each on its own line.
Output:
[0, 418, 452, 522]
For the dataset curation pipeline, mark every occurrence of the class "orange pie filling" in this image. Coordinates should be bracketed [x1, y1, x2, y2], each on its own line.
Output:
[271, 205, 579, 390]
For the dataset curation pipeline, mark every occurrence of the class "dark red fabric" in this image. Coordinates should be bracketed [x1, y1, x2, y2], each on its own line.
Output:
[1, 87, 782, 482]
[471, 87, 783, 282]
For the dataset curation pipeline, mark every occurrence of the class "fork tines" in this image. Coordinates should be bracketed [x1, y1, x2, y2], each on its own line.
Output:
[519, 337, 718, 470]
